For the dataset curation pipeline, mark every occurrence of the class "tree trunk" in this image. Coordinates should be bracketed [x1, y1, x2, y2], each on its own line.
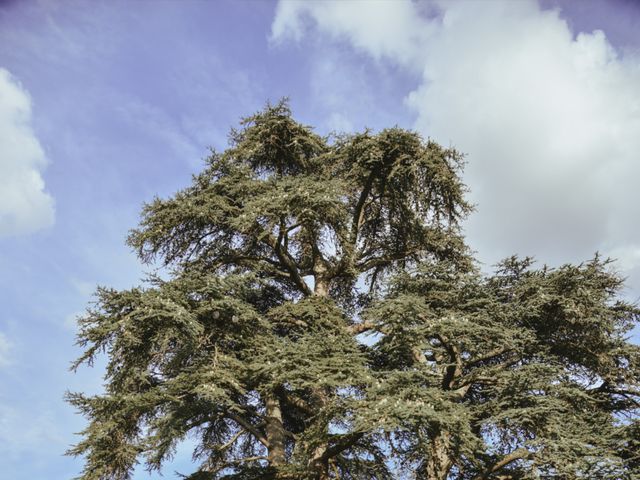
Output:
[306, 382, 331, 479]
[309, 267, 331, 478]
[265, 392, 286, 467]
[312, 249, 330, 298]
[424, 431, 453, 480]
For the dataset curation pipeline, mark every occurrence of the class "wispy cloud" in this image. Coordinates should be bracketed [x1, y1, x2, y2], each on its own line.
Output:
[0, 68, 54, 236]
[0, 402, 67, 461]
[0, 332, 12, 368]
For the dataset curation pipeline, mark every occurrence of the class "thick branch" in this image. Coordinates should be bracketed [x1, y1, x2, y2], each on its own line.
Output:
[472, 448, 531, 480]
[347, 320, 377, 335]
[465, 346, 513, 369]
[356, 246, 422, 273]
[321, 432, 365, 461]
[350, 170, 377, 246]
[265, 225, 312, 296]
[433, 333, 462, 390]
[456, 357, 522, 390]
[277, 389, 314, 416]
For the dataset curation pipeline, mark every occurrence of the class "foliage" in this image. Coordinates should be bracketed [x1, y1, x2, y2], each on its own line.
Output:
[69, 100, 639, 479]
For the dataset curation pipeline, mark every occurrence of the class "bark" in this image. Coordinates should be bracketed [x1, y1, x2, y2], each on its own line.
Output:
[471, 448, 531, 480]
[309, 268, 331, 478]
[424, 431, 453, 480]
[313, 252, 330, 298]
[309, 451, 330, 480]
[265, 392, 286, 467]
[306, 385, 331, 479]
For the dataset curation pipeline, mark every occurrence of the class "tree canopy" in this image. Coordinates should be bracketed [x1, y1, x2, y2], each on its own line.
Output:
[69, 100, 640, 480]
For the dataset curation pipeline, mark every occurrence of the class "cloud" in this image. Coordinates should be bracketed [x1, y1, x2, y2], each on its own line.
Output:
[0, 332, 12, 368]
[271, 0, 432, 69]
[272, 0, 640, 276]
[0, 68, 54, 236]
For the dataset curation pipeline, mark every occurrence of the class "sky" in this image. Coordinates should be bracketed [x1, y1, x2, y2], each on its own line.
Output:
[1, 0, 639, 478]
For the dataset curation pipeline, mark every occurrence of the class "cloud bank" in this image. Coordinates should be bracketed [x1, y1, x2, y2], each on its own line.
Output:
[0, 68, 54, 236]
[272, 0, 640, 280]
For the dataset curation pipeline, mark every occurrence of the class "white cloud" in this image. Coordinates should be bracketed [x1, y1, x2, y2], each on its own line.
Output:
[272, 0, 640, 278]
[0, 68, 55, 236]
[0, 332, 12, 368]
[271, 0, 433, 68]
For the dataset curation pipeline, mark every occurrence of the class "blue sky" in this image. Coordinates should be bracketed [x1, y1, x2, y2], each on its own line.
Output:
[1, 1, 639, 478]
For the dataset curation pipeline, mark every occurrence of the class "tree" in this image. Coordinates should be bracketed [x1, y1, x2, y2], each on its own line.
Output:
[68, 100, 640, 480]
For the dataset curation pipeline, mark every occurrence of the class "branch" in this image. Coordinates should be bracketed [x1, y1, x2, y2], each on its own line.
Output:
[267, 224, 312, 296]
[321, 432, 365, 461]
[350, 170, 377, 246]
[589, 385, 640, 408]
[211, 455, 269, 474]
[433, 332, 462, 390]
[277, 389, 314, 416]
[456, 357, 522, 390]
[215, 428, 246, 453]
[217, 253, 292, 279]
[412, 347, 428, 364]
[347, 321, 378, 335]
[234, 456, 268, 462]
[465, 346, 513, 369]
[225, 412, 268, 448]
[472, 448, 531, 480]
[356, 246, 422, 273]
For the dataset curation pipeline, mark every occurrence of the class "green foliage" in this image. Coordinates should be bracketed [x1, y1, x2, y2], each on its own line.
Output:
[69, 100, 639, 479]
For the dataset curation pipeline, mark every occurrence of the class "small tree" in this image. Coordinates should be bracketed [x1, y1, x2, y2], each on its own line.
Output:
[69, 101, 640, 479]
